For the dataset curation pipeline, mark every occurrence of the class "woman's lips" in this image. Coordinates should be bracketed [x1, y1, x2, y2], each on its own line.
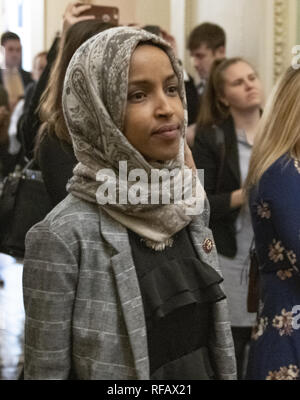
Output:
[152, 124, 180, 139]
[247, 91, 260, 99]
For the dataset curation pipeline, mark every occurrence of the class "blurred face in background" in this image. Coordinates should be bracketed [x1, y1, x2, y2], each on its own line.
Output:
[190, 43, 225, 80]
[3, 39, 22, 69]
[220, 61, 263, 113]
[32, 53, 47, 81]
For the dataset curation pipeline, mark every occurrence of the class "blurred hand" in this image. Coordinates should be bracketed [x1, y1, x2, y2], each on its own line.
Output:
[230, 188, 246, 209]
[62, 2, 96, 33]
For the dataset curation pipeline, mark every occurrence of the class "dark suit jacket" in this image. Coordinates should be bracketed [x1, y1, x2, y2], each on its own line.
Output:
[0, 68, 33, 89]
[0, 85, 8, 107]
[184, 74, 200, 126]
[18, 37, 60, 160]
[192, 116, 241, 258]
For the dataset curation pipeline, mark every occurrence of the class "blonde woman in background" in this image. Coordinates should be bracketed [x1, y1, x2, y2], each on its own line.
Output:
[192, 58, 263, 379]
[245, 66, 300, 380]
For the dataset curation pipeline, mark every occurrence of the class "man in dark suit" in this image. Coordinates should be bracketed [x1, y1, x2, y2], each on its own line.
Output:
[185, 23, 226, 146]
[0, 31, 33, 110]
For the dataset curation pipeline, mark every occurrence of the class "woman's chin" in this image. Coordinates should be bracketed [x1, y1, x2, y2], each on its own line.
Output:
[145, 151, 180, 163]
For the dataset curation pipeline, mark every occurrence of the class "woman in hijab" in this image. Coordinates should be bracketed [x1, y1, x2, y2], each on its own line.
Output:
[22, 27, 236, 380]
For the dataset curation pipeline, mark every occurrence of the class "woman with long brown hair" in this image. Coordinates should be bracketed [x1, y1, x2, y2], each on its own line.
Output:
[36, 19, 113, 206]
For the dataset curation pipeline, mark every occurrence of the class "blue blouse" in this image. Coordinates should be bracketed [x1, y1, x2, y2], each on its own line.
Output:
[246, 154, 300, 380]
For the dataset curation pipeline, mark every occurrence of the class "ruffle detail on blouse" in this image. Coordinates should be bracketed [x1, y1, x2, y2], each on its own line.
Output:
[139, 256, 225, 321]
[150, 346, 215, 380]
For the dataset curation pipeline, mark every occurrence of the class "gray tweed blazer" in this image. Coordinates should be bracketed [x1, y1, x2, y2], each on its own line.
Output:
[23, 194, 236, 380]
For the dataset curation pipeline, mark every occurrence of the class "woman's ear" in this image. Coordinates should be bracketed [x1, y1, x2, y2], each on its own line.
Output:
[218, 96, 229, 107]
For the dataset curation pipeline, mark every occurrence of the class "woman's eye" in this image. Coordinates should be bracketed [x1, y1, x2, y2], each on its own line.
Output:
[232, 80, 243, 86]
[166, 85, 179, 95]
[128, 92, 146, 102]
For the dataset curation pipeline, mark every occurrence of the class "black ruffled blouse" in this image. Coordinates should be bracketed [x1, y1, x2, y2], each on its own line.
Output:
[127, 226, 226, 380]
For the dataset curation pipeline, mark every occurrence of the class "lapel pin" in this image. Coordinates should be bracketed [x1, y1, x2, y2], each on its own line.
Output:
[202, 238, 214, 253]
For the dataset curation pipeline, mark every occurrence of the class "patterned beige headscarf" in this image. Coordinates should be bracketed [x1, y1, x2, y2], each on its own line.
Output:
[63, 26, 202, 250]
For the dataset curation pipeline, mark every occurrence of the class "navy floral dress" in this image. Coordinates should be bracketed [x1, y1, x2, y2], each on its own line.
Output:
[246, 154, 300, 380]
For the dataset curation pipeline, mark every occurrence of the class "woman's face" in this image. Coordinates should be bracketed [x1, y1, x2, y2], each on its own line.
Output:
[220, 61, 263, 113]
[124, 44, 184, 162]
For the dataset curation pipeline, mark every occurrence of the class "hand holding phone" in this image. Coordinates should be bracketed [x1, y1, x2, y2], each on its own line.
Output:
[62, 2, 97, 33]
[80, 5, 119, 25]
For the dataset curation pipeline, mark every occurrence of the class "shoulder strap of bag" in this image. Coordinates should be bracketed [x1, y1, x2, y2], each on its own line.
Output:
[23, 159, 34, 170]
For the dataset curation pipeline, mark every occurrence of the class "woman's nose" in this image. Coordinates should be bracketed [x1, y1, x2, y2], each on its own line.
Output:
[155, 92, 174, 117]
[245, 79, 255, 90]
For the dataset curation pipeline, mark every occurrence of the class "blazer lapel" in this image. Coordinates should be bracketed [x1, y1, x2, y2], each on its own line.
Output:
[188, 213, 224, 277]
[222, 117, 241, 185]
[99, 208, 150, 379]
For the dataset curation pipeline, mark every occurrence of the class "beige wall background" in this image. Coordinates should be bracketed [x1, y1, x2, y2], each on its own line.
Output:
[44, 0, 72, 48]
[0, 0, 4, 35]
